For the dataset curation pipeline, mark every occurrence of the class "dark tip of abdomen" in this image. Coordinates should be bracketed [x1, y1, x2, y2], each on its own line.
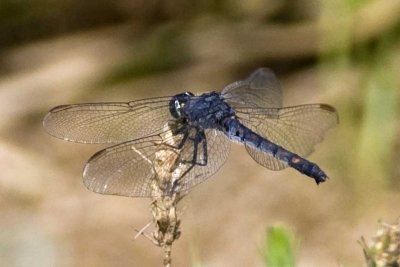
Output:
[289, 156, 329, 185]
[313, 167, 329, 185]
[315, 174, 328, 185]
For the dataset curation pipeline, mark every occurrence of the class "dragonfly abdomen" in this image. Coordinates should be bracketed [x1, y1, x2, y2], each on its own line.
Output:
[258, 139, 328, 184]
[286, 154, 328, 184]
[222, 117, 328, 184]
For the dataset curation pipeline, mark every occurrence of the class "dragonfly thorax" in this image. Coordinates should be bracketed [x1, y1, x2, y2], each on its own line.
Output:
[172, 91, 235, 130]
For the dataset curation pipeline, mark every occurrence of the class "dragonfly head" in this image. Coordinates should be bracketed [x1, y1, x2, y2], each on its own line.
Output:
[170, 92, 194, 118]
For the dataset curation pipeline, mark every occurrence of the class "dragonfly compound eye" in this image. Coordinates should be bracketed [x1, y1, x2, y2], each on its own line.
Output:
[169, 92, 193, 118]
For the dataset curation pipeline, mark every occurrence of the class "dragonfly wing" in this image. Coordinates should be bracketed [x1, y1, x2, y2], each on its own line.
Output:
[236, 104, 338, 170]
[43, 96, 173, 144]
[83, 127, 231, 197]
[246, 148, 288, 170]
[221, 68, 282, 108]
[83, 135, 164, 197]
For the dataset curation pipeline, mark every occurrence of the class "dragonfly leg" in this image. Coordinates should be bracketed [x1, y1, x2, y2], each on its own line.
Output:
[168, 130, 208, 194]
[158, 126, 190, 150]
[198, 131, 208, 166]
[180, 130, 207, 166]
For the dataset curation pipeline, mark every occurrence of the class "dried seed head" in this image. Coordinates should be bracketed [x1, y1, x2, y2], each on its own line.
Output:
[360, 220, 400, 267]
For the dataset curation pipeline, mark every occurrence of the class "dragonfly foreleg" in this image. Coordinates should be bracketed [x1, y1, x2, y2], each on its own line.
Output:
[167, 130, 208, 194]
[181, 130, 207, 167]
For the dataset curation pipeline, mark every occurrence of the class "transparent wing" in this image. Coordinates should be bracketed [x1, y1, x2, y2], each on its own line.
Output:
[236, 104, 338, 170]
[43, 96, 174, 144]
[246, 146, 288, 170]
[82, 127, 231, 197]
[221, 68, 282, 108]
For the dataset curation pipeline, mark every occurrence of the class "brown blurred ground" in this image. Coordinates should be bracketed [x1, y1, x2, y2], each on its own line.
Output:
[1, 0, 400, 266]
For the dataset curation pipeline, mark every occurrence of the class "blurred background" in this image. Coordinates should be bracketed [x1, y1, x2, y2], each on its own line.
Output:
[1, 0, 399, 266]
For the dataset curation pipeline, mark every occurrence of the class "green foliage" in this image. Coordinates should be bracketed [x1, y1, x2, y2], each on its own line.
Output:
[356, 58, 398, 189]
[319, 0, 400, 191]
[262, 225, 296, 267]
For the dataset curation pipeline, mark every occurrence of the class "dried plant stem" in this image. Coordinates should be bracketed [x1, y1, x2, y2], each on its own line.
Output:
[136, 142, 186, 267]
[150, 191, 182, 267]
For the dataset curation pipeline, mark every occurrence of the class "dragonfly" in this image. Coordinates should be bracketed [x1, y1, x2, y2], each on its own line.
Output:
[43, 68, 338, 197]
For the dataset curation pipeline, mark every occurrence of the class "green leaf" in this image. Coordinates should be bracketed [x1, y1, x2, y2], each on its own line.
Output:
[262, 225, 296, 267]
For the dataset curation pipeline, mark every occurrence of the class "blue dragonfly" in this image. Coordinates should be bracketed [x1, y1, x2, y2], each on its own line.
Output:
[43, 68, 338, 197]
